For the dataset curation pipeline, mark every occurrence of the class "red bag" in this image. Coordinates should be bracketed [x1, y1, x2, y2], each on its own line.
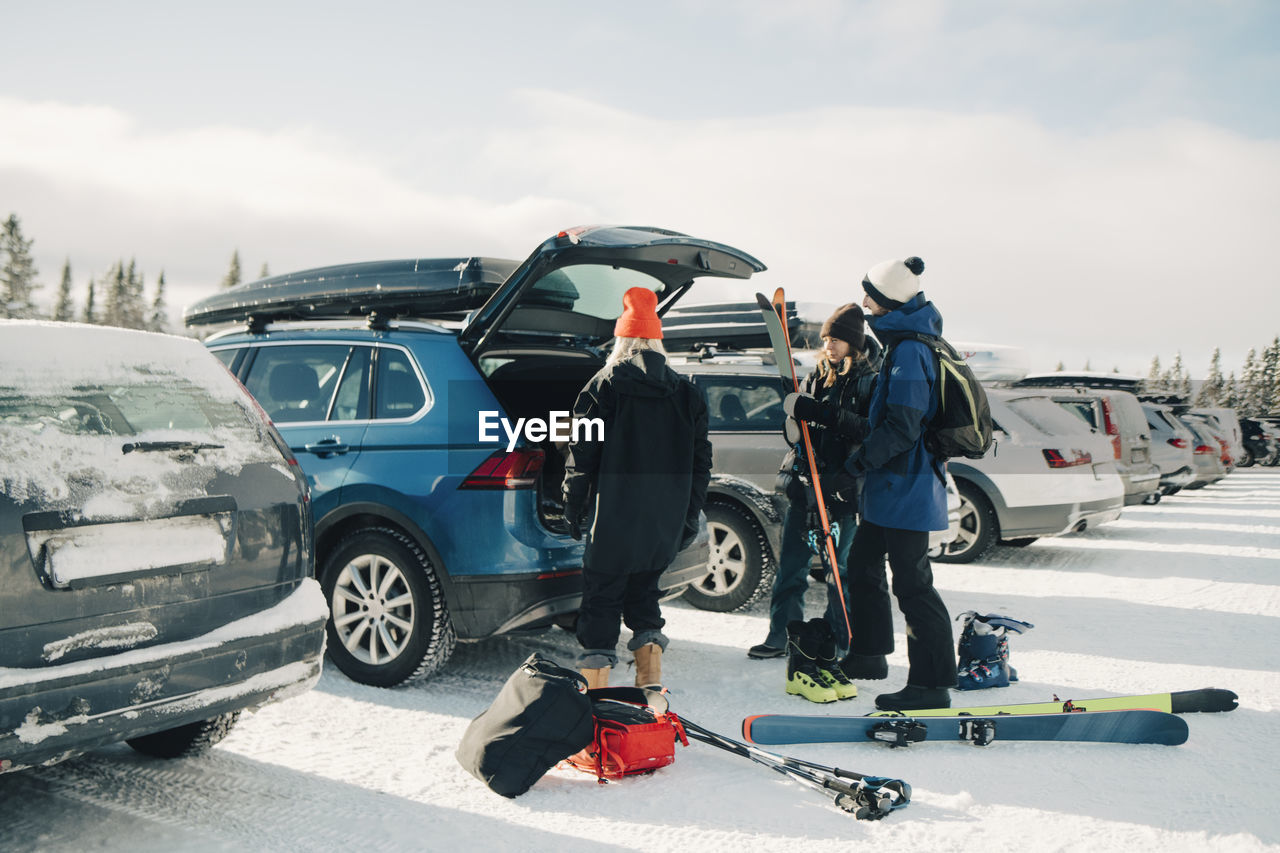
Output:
[566, 688, 688, 782]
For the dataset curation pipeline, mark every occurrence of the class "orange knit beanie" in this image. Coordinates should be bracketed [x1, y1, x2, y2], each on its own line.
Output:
[614, 287, 663, 339]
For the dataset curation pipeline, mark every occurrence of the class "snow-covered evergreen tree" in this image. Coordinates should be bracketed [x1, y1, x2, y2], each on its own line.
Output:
[83, 278, 97, 324]
[1144, 355, 1164, 394]
[1239, 348, 1263, 415]
[1195, 349, 1226, 406]
[1, 213, 41, 318]
[221, 250, 242, 290]
[53, 258, 75, 321]
[148, 271, 169, 332]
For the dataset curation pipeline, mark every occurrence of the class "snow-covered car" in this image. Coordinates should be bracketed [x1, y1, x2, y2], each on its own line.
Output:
[937, 387, 1125, 563]
[0, 321, 327, 775]
[1141, 401, 1197, 495]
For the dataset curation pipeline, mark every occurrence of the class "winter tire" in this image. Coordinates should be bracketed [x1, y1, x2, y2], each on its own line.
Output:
[682, 503, 774, 613]
[1237, 448, 1255, 468]
[935, 481, 997, 564]
[320, 527, 456, 687]
[126, 712, 240, 759]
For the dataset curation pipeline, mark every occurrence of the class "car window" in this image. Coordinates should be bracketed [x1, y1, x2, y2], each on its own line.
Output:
[1007, 396, 1094, 436]
[701, 376, 786, 431]
[243, 345, 350, 423]
[332, 346, 372, 421]
[375, 347, 428, 419]
[211, 348, 241, 371]
[524, 266, 663, 319]
[1055, 399, 1098, 430]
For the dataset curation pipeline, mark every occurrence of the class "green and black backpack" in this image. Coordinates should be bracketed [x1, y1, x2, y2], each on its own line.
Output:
[891, 333, 993, 460]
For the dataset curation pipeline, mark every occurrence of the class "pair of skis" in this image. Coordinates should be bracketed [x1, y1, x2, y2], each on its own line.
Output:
[756, 288, 851, 642]
[742, 688, 1237, 747]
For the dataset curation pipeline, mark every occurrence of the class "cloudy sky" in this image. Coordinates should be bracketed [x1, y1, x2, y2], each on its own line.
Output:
[3, 0, 1277, 376]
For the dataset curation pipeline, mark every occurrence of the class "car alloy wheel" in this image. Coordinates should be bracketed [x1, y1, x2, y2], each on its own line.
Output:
[682, 503, 773, 612]
[332, 552, 417, 666]
[321, 527, 456, 686]
[935, 482, 997, 564]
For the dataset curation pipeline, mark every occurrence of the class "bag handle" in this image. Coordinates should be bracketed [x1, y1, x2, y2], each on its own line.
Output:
[587, 686, 669, 715]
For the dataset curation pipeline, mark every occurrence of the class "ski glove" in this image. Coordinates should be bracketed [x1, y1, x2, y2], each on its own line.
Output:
[564, 501, 586, 540]
[784, 392, 837, 428]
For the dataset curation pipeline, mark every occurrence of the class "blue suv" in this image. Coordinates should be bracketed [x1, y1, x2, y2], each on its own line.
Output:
[185, 226, 767, 686]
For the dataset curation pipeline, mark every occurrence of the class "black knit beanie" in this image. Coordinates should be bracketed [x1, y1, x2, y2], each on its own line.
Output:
[820, 303, 866, 351]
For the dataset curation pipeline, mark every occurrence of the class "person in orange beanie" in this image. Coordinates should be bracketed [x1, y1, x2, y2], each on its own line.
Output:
[562, 287, 713, 690]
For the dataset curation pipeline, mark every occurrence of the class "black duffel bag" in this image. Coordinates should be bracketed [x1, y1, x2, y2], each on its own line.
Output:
[456, 653, 595, 797]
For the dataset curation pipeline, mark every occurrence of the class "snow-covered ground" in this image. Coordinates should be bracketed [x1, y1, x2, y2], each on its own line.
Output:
[3, 469, 1278, 853]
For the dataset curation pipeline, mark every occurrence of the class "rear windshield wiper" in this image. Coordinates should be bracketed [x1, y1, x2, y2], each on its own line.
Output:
[121, 441, 225, 455]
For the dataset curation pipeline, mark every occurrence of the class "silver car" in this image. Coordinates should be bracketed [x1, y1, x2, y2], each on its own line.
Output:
[1141, 401, 1197, 496]
[938, 387, 1125, 563]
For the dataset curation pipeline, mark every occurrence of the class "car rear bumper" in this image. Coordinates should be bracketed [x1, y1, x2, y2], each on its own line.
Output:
[0, 580, 327, 774]
[458, 530, 710, 638]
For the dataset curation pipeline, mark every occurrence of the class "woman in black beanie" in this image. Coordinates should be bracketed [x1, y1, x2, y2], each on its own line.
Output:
[748, 303, 880, 703]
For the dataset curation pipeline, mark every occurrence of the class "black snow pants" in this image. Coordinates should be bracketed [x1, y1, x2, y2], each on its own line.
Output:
[846, 518, 956, 689]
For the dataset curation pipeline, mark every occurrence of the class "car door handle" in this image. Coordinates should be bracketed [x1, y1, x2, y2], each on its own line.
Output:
[304, 438, 350, 458]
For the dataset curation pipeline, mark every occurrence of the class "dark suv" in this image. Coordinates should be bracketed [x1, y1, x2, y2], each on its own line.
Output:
[185, 226, 767, 686]
[1, 321, 326, 774]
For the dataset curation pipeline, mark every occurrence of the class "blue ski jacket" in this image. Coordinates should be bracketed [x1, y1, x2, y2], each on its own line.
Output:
[845, 292, 947, 532]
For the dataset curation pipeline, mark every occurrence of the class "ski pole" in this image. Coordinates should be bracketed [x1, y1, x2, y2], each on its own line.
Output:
[679, 716, 909, 819]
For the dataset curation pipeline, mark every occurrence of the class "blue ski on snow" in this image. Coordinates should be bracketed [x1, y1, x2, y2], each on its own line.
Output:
[742, 708, 1189, 747]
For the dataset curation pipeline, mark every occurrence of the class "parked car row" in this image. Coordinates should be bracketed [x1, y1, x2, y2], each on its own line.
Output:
[1238, 416, 1280, 467]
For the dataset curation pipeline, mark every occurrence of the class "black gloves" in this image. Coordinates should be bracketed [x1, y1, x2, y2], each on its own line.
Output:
[564, 501, 586, 540]
[784, 392, 837, 428]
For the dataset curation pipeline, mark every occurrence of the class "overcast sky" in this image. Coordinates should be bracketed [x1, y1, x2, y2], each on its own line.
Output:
[3, 0, 1278, 376]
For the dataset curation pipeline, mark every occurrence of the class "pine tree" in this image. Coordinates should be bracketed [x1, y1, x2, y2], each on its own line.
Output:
[1266, 337, 1280, 414]
[53, 258, 75, 321]
[1165, 353, 1190, 399]
[1240, 348, 1263, 416]
[221, 250, 242, 290]
[121, 258, 146, 329]
[102, 260, 125, 327]
[1222, 372, 1239, 409]
[148, 271, 169, 332]
[1054, 360, 1064, 372]
[1195, 349, 1225, 406]
[1, 213, 41, 319]
[258, 262, 270, 279]
[1144, 356, 1164, 394]
[1083, 359, 1092, 371]
[83, 278, 97, 324]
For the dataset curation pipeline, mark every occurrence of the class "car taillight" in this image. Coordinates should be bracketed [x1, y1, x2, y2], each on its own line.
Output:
[1043, 448, 1093, 468]
[460, 448, 545, 489]
[1193, 443, 1214, 455]
[1167, 437, 1188, 449]
[1100, 398, 1122, 459]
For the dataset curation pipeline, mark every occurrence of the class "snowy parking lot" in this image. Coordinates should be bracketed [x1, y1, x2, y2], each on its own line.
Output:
[2, 469, 1278, 852]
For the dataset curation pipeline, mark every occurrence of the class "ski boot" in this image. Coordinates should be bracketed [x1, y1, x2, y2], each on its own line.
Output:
[785, 620, 838, 703]
[809, 618, 857, 700]
[956, 612, 1034, 690]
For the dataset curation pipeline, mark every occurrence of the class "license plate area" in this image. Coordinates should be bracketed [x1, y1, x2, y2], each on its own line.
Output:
[24, 497, 236, 589]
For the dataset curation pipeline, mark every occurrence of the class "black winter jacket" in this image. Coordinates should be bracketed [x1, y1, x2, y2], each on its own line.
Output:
[562, 349, 713, 575]
[779, 347, 881, 513]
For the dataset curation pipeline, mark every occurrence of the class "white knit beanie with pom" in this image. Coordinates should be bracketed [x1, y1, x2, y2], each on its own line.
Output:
[862, 256, 925, 309]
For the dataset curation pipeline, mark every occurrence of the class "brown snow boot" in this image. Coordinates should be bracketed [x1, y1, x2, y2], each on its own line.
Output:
[579, 667, 610, 690]
[633, 643, 662, 689]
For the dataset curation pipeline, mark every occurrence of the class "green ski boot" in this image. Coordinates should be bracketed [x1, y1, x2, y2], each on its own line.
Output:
[785, 620, 838, 703]
[809, 618, 858, 700]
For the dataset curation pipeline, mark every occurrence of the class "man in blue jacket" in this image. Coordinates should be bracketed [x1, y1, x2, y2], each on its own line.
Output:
[839, 256, 956, 711]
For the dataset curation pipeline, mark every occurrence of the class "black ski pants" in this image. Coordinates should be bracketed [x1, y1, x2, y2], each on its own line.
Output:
[576, 567, 666, 657]
[846, 519, 956, 688]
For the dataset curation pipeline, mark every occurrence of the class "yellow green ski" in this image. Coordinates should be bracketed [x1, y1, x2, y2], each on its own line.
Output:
[867, 687, 1237, 717]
